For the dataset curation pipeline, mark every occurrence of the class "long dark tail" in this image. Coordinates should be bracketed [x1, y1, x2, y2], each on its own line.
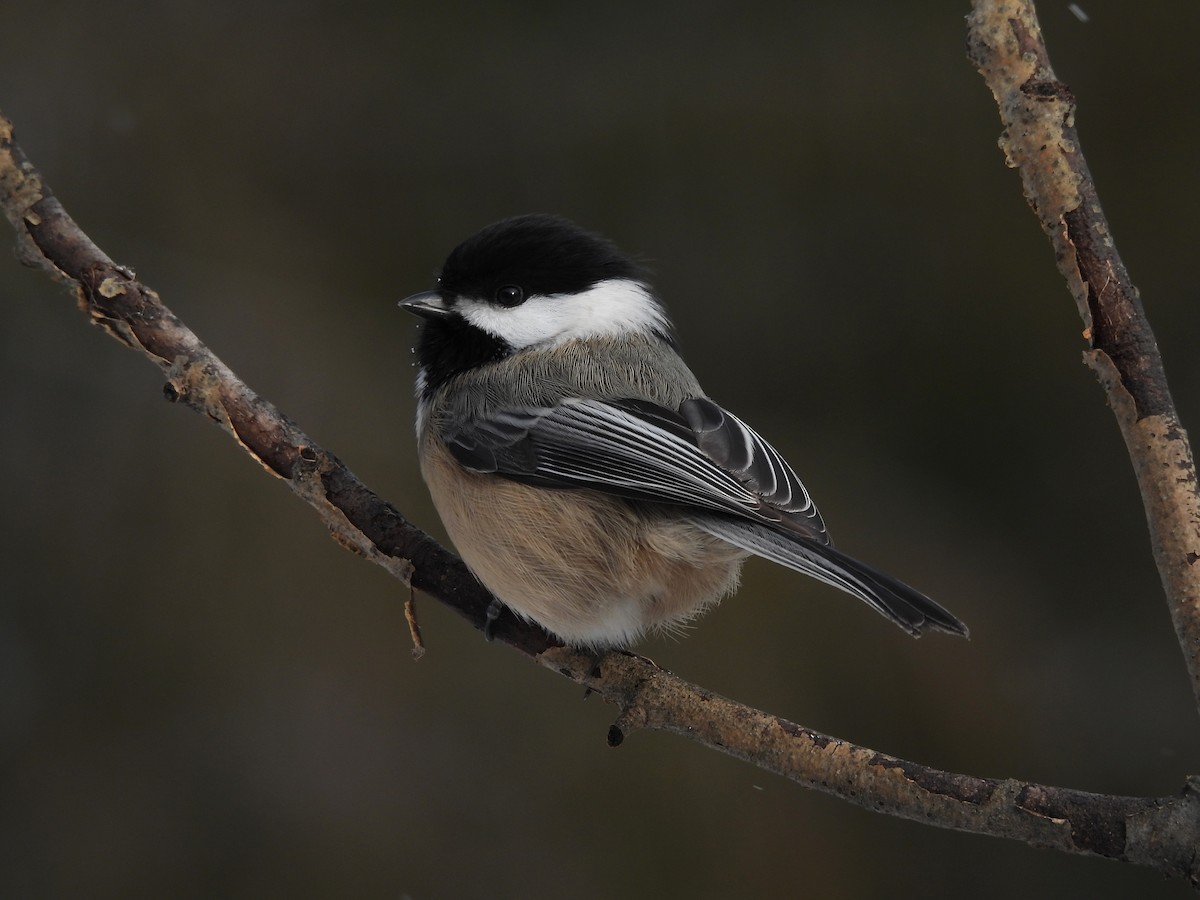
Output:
[694, 518, 968, 637]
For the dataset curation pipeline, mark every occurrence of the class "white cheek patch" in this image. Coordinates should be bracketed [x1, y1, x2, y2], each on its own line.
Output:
[456, 278, 669, 350]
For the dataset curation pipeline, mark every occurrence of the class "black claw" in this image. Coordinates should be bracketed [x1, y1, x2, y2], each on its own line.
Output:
[482, 597, 503, 641]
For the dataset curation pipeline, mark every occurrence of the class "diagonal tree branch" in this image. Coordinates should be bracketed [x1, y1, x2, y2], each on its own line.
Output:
[967, 0, 1200, 713]
[3, 7, 1199, 877]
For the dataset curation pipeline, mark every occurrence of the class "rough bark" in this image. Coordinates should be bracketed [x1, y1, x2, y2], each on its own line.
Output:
[967, 0, 1200, 711]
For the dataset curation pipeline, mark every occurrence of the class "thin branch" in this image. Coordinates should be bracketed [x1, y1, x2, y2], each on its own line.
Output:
[2, 43, 1197, 882]
[967, 0, 1200, 713]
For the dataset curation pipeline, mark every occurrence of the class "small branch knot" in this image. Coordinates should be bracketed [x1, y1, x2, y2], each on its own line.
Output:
[1019, 78, 1073, 103]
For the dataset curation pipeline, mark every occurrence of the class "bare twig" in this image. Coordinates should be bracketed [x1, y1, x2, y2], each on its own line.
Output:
[967, 0, 1200, 712]
[404, 588, 426, 660]
[3, 24, 1199, 879]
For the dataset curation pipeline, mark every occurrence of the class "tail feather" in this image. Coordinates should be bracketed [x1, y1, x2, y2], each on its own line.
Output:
[694, 518, 968, 638]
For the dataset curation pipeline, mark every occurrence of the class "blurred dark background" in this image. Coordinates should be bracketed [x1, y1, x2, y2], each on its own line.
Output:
[2, 1, 1198, 897]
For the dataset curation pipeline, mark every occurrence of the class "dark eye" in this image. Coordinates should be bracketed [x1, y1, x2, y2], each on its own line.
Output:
[494, 284, 525, 307]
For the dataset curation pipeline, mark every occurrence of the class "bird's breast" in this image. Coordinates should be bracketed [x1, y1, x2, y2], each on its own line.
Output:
[418, 435, 745, 648]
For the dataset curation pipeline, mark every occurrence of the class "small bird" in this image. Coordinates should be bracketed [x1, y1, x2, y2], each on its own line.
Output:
[401, 214, 967, 649]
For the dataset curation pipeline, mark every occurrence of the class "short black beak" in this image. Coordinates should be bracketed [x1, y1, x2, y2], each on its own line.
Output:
[399, 291, 454, 320]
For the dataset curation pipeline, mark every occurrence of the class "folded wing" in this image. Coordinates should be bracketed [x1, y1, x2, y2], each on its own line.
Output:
[444, 395, 966, 637]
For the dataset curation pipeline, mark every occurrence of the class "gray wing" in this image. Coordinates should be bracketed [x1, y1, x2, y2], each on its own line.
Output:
[444, 395, 829, 543]
[692, 518, 968, 636]
[445, 395, 969, 639]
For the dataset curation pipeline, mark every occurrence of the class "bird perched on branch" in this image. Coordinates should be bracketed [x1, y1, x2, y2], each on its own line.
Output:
[401, 214, 967, 649]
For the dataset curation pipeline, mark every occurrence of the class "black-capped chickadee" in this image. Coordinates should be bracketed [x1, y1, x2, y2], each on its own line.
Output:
[401, 214, 967, 649]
